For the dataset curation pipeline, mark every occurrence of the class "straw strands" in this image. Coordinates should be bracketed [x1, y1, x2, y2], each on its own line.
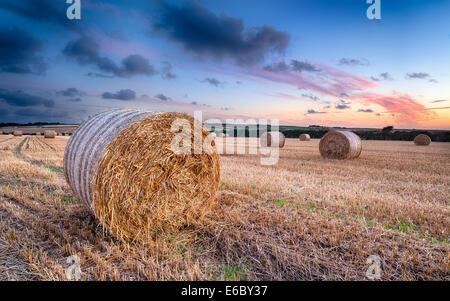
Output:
[64, 109, 220, 243]
[319, 131, 362, 159]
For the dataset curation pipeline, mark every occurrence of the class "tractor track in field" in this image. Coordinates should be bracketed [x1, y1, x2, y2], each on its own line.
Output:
[13, 137, 64, 175]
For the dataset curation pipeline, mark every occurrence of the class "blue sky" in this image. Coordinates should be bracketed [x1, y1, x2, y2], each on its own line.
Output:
[0, 0, 449, 129]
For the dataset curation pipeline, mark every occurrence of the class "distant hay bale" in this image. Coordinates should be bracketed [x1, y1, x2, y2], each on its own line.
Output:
[260, 131, 285, 148]
[64, 109, 220, 243]
[219, 133, 229, 137]
[211, 132, 217, 138]
[35, 132, 41, 136]
[13, 131, 23, 136]
[414, 134, 431, 146]
[319, 131, 362, 159]
[44, 130, 56, 138]
[299, 133, 311, 141]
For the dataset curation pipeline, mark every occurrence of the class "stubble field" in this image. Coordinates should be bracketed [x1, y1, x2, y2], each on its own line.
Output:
[0, 134, 448, 280]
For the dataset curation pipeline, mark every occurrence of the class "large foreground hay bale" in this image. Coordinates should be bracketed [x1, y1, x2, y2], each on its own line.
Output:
[44, 130, 56, 138]
[13, 131, 23, 136]
[64, 109, 220, 243]
[299, 134, 311, 141]
[319, 131, 362, 159]
[260, 131, 285, 148]
[414, 134, 431, 146]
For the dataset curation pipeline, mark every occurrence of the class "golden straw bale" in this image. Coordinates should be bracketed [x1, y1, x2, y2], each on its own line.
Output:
[319, 131, 362, 159]
[299, 134, 311, 141]
[414, 134, 431, 146]
[260, 131, 285, 148]
[13, 131, 23, 136]
[44, 130, 56, 138]
[64, 109, 220, 243]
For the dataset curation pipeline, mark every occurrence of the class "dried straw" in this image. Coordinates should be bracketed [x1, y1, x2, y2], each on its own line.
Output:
[414, 134, 431, 146]
[64, 109, 220, 243]
[299, 134, 311, 141]
[260, 131, 286, 148]
[44, 130, 56, 138]
[319, 131, 362, 159]
[13, 131, 23, 137]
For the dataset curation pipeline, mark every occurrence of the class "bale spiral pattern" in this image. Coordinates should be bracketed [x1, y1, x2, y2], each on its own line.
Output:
[319, 131, 362, 159]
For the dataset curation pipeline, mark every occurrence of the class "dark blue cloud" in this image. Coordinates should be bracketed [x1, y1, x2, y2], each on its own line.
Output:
[263, 60, 320, 73]
[155, 94, 171, 101]
[57, 87, 85, 97]
[152, 0, 290, 66]
[0, 0, 82, 32]
[0, 26, 47, 74]
[63, 36, 156, 78]
[338, 58, 369, 66]
[202, 77, 222, 87]
[102, 89, 136, 101]
[0, 89, 54, 107]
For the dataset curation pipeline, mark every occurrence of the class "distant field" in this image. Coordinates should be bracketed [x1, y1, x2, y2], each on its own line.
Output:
[0, 135, 448, 280]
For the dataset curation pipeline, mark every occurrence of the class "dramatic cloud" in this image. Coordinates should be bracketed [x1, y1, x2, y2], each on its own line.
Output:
[68, 98, 82, 102]
[358, 108, 374, 113]
[202, 77, 222, 87]
[152, 0, 290, 65]
[155, 93, 171, 101]
[63, 36, 156, 78]
[0, 89, 54, 107]
[431, 99, 448, 103]
[0, 0, 82, 32]
[338, 58, 369, 66]
[14, 108, 69, 121]
[0, 27, 47, 74]
[350, 91, 436, 123]
[406, 72, 429, 79]
[102, 89, 136, 101]
[57, 87, 85, 97]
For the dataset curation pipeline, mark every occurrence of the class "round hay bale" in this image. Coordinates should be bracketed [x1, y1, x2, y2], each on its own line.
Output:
[64, 109, 220, 243]
[35, 132, 41, 136]
[260, 131, 285, 148]
[319, 131, 362, 159]
[299, 133, 311, 141]
[44, 130, 56, 138]
[414, 134, 431, 146]
[13, 131, 23, 137]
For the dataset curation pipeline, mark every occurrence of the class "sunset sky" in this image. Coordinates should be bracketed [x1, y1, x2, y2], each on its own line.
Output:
[0, 0, 449, 129]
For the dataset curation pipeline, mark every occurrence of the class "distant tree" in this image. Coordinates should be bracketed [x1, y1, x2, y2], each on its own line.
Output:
[382, 126, 394, 134]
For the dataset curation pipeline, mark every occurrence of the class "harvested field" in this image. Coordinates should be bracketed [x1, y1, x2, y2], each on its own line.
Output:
[0, 137, 448, 280]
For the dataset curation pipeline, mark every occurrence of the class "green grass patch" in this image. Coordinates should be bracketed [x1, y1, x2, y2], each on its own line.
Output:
[60, 195, 75, 203]
[46, 165, 64, 173]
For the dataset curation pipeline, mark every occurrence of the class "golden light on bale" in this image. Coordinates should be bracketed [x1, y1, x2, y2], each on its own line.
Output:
[414, 134, 431, 146]
[299, 133, 311, 141]
[260, 131, 286, 148]
[13, 130, 23, 136]
[319, 131, 362, 159]
[44, 130, 56, 138]
[64, 109, 220, 243]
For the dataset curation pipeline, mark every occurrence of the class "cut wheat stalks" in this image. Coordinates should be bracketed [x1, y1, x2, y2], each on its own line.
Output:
[13, 131, 23, 137]
[260, 131, 286, 148]
[414, 134, 431, 146]
[64, 109, 221, 243]
[299, 134, 311, 141]
[319, 131, 362, 159]
[44, 130, 56, 138]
